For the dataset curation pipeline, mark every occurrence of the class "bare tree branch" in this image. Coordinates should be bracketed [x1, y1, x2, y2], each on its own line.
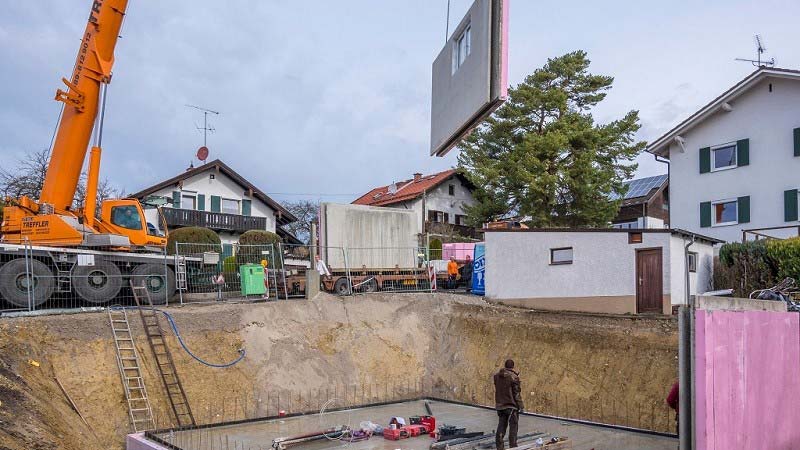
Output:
[280, 200, 319, 244]
[0, 148, 124, 214]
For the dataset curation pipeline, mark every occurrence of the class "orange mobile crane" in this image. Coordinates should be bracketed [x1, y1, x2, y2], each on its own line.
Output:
[0, 0, 175, 307]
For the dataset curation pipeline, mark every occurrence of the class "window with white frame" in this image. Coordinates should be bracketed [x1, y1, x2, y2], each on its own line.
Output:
[451, 25, 471, 74]
[550, 247, 573, 265]
[712, 143, 737, 171]
[221, 198, 239, 215]
[687, 252, 698, 273]
[713, 199, 738, 226]
[181, 192, 196, 210]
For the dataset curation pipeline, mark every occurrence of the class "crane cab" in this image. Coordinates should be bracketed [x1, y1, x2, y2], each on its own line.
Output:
[99, 199, 168, 248]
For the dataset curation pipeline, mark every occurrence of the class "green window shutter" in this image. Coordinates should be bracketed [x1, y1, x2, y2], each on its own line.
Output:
[794, 128, 800, 157]
[210, 195, 221, 213]
[700, 202, 711, 228]
[197, 194, 205, 211]
[172, 191, 181, 208]
[737, 196, 750, 224]
[785, 189, 799, 222]
[736, 139, 749, 167]
[241, 199, 252, 216]
[699, 147, 711, 173]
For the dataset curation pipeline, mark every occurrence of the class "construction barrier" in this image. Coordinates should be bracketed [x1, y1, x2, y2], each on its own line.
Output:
[0, 243, 469, 314]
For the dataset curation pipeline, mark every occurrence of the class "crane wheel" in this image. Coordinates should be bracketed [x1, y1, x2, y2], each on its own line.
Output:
[333, 277, 351, 296]
[73, 261, 123, 304]
[131, 264, 175, 305]
[0, 259, 55, 308]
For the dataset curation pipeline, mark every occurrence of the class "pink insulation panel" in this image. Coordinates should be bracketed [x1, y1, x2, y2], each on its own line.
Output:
[694, 309, 800, 449]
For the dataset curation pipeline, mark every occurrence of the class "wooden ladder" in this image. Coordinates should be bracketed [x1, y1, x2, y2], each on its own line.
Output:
[108, 306, 155, 432]
[131, 281, 196, 428]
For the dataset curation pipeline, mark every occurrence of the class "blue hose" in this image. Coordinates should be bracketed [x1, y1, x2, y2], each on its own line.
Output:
[155, 309, 245, 368]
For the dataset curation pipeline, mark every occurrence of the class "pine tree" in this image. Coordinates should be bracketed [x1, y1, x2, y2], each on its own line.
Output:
[457, 50, 644, 227]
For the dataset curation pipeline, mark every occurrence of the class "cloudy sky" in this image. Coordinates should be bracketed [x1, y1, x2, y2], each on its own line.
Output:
[1, 1, 798, 204]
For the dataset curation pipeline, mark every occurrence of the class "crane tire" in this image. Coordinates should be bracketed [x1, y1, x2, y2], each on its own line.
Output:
[0, 259, 55, 308]
[131, 264, 175, 305]
[73, 261, 123, 304]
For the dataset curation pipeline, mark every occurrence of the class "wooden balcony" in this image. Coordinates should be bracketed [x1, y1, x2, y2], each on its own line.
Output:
[425, 221, 483, 240]
[162, 207, 267, 233]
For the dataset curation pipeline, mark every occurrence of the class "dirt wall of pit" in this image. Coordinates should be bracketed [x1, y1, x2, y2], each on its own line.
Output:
[0, 293, 677, 450]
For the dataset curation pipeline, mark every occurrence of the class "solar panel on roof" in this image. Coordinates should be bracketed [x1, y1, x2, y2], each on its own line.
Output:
[622, 174, 667, 199]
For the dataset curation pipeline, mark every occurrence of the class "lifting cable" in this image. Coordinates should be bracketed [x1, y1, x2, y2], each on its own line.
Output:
[155, 309, 246, 368]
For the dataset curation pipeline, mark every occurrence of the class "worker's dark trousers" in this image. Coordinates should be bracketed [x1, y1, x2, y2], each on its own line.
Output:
[496, 408, 518, 450]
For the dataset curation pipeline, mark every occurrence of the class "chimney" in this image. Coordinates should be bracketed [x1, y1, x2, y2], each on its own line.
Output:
[413, 173, 422, 182]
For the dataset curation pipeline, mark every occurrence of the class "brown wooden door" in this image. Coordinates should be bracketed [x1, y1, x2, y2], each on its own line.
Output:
[636, 248, 663, 313]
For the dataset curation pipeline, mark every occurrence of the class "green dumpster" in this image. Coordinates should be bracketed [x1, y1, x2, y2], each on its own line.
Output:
[239, 264, 266, 296]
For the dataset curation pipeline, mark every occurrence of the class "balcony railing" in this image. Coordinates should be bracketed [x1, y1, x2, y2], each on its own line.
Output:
[425, 221, 483, 240]
[162, 207, 267, 233]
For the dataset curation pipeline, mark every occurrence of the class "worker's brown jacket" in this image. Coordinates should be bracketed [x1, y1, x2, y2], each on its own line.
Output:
[493, 367, 524, 411]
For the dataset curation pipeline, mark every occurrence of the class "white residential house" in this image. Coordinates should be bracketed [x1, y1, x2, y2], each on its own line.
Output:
[351, 169, 479, 239]
[647, 67, 800, 243]
[131, 160, 298, 254]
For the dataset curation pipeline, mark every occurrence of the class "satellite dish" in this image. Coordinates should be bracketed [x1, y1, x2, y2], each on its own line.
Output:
[196, 146, 209, 162]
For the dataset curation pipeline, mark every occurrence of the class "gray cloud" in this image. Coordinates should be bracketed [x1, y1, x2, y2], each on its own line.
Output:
[1, 0, 798, 201]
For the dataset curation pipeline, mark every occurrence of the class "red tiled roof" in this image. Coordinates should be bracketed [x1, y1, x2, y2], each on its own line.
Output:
[352, 169, 459, 207]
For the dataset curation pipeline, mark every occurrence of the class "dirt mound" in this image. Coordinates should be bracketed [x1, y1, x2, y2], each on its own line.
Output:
[0, 293, 676, 449]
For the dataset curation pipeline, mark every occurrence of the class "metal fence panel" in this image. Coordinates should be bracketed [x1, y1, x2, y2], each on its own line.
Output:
[174, 242, 280, 304]
[2, 241, 470, 315]
[344, 247, 434, 294]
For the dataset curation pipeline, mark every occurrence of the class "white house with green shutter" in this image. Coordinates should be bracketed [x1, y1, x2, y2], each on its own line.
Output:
[130, 159, 297, 249]
[647, 67, 800, 243]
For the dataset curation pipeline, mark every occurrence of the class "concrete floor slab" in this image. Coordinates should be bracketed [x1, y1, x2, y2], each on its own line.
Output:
[148, 400, 676, 450]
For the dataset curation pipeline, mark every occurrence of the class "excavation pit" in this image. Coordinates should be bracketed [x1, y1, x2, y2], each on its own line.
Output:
[134, 399, 676, 450]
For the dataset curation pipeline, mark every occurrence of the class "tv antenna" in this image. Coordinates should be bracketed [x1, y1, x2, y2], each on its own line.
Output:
[186, 104, 220, 147]
[735, 35, 775, 68]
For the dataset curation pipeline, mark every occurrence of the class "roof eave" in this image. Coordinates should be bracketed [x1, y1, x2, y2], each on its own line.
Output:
[645, 68, 800, 158]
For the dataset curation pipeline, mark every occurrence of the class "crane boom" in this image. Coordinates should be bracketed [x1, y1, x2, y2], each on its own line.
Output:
[39, 0, 128, 211]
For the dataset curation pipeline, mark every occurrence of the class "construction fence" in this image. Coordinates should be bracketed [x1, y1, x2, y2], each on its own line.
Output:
[0, 243, 473, 314]
[0, 242, 174, 313]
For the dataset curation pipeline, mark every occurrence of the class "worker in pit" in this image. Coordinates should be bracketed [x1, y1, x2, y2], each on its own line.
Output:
[446, 256, 459, 290]
[494, 359, 524, 450]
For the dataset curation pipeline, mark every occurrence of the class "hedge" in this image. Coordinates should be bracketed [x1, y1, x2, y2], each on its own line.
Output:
[714, 238, 800, 297]
[236, 230, 282, 268]
[166, 227, 220, 255]
[766, 237, 800, 281]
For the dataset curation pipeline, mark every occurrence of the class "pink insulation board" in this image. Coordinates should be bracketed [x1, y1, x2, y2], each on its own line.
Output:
[694, 309, 800, 449]
[442, 242, 478, 261]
